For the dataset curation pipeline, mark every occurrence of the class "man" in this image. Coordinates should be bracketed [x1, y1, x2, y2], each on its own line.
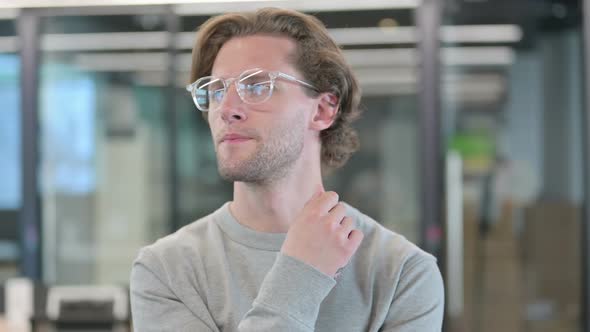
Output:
[130, 7, 444, 332]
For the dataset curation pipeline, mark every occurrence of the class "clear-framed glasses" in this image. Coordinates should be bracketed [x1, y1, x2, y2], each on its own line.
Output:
[185, 68, 318, 112]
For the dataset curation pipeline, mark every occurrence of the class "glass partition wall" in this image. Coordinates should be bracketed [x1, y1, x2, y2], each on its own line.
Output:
[37, 10, 172, 284]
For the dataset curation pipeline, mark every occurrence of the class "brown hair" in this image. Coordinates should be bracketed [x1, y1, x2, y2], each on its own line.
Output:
[190, 7, 363, 170]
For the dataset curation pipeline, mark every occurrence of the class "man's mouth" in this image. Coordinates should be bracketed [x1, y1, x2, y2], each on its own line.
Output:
[220, 133, 253, 144]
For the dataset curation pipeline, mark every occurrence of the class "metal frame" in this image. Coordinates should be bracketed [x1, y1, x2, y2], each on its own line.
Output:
[13, 5, 164, 16]
[415, 0, 444, 260]
[415, 2, 449, 327]
[582, 1, 590, 330]
[165, 6, 180, 233]
[19, 9, 42, 280]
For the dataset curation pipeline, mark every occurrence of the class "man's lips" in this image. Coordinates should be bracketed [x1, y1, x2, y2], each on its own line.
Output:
[220, 134, 253, 143]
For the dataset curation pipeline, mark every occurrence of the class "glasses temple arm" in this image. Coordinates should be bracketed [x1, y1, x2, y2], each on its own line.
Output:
[277, 72, 318, 91]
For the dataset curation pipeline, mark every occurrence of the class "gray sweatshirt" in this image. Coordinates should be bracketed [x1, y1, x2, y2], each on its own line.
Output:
[130, 202, 444, 331]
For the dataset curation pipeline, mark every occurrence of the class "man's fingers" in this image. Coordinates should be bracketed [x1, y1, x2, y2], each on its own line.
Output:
[306, 190, 339, 215]
[347, 229, 364, 250]
[327, 203, 347, 226]
[339, 216, 354, 235]
[317, 191, 339, 214]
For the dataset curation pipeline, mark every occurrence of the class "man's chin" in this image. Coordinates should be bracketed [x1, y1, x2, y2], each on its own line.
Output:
[218, 168, 241, 182]
[218, 164, 257, 182]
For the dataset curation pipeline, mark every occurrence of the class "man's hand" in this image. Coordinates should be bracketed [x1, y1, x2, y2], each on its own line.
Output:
[281, 190, 364, 278]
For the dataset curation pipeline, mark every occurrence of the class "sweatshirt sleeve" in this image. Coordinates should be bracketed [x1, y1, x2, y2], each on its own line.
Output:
[130, 249, 336, 332]
[380, 254, 445, 332]
[238, 253, 337, 331]
[130, 248, 220, 332]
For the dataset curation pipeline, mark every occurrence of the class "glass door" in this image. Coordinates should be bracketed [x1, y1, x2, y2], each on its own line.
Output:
[37, 9, 171, 284]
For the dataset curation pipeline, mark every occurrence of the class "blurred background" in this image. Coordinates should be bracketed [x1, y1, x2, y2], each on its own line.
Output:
[0, 0, 587, 331]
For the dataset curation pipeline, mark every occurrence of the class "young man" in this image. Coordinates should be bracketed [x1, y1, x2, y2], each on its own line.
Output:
[130, 8, 444, 332]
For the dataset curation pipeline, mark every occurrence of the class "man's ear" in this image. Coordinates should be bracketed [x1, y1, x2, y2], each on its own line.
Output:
[310, 93, 339, 131]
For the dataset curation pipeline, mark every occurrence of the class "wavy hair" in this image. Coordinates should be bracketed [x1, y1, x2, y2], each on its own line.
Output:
[190, 7, 363, 170]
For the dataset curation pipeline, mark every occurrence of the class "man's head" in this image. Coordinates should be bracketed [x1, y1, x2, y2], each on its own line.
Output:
[189, 7, 362, 182]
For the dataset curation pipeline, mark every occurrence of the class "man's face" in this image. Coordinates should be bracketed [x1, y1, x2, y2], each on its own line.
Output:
[207, 35, 317, 184]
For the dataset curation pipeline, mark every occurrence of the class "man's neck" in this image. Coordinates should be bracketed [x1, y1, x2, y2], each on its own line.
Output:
[229, 159, 323, 233]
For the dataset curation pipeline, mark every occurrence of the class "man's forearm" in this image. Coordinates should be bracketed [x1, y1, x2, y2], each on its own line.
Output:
[238, 253, 336, 331]
[131, 250, 336, 332]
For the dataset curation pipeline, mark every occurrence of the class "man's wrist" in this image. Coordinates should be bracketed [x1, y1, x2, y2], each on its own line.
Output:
[254, 253, 337, 326]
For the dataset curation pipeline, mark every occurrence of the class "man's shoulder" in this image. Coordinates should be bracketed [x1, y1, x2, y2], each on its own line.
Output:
[134, 204, 227, 268]
[344, 203, 436, 271]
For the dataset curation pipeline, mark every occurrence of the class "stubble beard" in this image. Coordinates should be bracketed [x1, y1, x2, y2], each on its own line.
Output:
[216, 117, 305, 185]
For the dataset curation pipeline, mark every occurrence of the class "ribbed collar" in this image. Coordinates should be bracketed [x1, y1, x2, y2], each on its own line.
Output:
[214, 202, 287, 251]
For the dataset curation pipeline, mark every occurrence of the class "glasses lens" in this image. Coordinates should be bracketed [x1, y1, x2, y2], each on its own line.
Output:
[237, 69, 273, 104]
[194, 77, 225, 111]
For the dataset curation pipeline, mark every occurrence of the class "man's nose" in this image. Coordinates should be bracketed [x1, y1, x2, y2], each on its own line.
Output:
[219, 84, 247, 123]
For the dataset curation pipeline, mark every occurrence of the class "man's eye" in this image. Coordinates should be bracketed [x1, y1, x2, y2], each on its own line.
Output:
[210, 89, 225, 101]
[246, 82, 270, 96]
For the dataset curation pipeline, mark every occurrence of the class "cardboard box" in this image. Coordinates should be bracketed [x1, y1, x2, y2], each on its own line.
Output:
[463, 201, 524, 332]
[526, 319, 578, 332]
[523, 202, 581, 320]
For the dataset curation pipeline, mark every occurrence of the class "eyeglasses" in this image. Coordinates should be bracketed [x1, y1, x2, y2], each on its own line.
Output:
[185, 68, 318, 112]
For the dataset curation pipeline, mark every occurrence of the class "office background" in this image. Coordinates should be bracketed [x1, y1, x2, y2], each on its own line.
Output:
[0, 0, 588, 331]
